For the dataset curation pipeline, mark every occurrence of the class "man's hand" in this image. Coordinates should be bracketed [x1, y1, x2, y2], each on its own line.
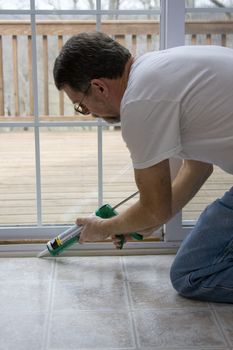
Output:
[112, 227, 157, 249]
[76, 216, 110, 243]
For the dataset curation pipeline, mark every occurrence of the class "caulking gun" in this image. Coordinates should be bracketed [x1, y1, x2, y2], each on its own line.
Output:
[38, 191, 143, 257]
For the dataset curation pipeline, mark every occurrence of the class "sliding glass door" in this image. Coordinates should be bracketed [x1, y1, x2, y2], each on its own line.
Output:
[1, 0, 232, 251]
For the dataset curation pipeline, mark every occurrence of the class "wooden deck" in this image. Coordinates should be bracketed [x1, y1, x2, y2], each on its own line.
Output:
[0, 128, 232, 226]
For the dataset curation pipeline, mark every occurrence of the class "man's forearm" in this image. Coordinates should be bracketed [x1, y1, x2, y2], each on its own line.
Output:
[101, 198, 171, 235]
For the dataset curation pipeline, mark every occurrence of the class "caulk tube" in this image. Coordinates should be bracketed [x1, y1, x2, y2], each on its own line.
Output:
[47, 224, 82, 256]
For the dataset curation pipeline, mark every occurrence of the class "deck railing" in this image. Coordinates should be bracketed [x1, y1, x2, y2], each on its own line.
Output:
[0, 20, 233, 120]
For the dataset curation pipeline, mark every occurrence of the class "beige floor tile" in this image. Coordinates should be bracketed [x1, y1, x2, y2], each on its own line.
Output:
[55, 256, 124, 286]
[123, 255, 175, 282]
[128, 280, 209, 309]
[124, 255, 208, 309]
[48, 310, 135, 349]
[211, 302, 233, 309]
[52, 279, 128, 311]
[133, 309, 227, 348]
[0, 280, 50, 313]
[0, 257, 54, 281]
[214, 308, 233, 346]
[0, 313, 46, 350]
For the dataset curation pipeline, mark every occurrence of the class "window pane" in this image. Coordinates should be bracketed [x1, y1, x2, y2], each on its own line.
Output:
[0, 15, 34, 122]
[0, 1, 30, 9]
[103, 128, 137, 210]
[35, 14, 160, 122]
[186, 0, 233, 7]
[35, 15, 98, 121]
[101, 0, 160, 10]
[35, 0, 96, 10]
[40, 127, 98, 225]
[185, 10, 233, 47]
[0, 128, 37, 225]
[101, 15, 160, 54]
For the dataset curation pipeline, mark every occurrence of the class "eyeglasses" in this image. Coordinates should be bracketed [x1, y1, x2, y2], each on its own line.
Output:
[74, 85, 91, 115]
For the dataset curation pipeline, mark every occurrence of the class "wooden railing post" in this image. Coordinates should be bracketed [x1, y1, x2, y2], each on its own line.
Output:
[58, 35, 64, 116]
[28, 35, 34, 116]
[115, 34, 125, 46]
[43, 35, 49, 116]
[221, 33, 226, 46]
[0, 35, 4, 116]
[206, 33, 212, 45]
[132, 34, 137, 56]
[147, 34, 152, 51]
[12, 35, 19, 116]
[191, 34, 197, 45]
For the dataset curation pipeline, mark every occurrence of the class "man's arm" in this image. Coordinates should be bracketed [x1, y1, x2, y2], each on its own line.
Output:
[134, 159, 213, 236]
[105, 158, 173, 234]
[171, 159, 213, 216]
[106, 159, 213, 235]
[78, 159, 172, 242]
[78, 159, 213, 242]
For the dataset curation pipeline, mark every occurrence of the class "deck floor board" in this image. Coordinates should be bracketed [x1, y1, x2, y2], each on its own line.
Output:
[0, 129, 232, 225]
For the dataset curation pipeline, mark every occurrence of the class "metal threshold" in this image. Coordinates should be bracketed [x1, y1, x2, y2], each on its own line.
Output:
[0, 241, 179, 258]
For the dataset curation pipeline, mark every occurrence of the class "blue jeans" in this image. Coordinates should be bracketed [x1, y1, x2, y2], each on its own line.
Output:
[170, 186, 233, 303]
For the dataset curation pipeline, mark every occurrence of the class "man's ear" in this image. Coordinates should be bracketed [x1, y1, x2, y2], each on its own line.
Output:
[91, 79, 109, 98]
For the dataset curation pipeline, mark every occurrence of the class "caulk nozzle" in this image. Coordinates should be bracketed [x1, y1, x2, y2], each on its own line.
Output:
[37, 249, 49, 258]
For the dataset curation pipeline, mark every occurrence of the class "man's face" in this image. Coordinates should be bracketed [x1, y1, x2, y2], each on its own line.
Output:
[63, 84, 121, 124]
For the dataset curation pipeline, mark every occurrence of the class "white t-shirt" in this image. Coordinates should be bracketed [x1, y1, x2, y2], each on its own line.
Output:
[120, 45, 233, 174]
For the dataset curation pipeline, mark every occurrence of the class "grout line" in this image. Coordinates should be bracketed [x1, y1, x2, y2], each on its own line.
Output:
[121, 256, 140, 350]
[41, 259, 57, 350]
[209, 302, 232, 349]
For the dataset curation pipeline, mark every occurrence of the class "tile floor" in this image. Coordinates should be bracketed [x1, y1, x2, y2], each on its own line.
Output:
[0, 255, 233, 350]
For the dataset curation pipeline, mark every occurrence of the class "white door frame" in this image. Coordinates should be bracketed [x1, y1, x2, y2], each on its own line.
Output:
[0, 0, 189, 253]
[160, 0, 186, 242]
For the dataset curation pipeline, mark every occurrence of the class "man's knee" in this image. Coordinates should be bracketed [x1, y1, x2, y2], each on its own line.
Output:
[170, 259, 186, 294]
[170, 258, 212, 301]
[170, 257, 193, 297]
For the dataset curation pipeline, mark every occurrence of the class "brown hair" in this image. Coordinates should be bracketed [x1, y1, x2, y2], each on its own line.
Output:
[53, 31, 131, 93]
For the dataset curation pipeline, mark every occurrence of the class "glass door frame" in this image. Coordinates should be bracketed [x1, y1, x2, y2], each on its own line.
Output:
[0, 0, 162, 253]
[2, 0, 215, 253]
